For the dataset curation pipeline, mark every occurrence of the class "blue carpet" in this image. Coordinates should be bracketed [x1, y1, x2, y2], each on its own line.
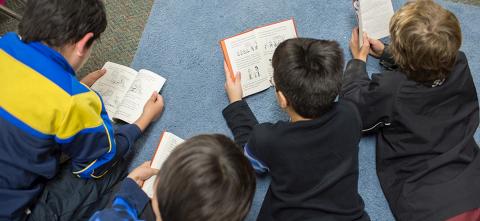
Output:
[128, 1, 480, 220]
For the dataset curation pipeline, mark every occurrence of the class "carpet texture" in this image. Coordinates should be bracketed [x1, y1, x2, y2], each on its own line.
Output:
[0, 0, 154, 80]
[78, 0, 154, 78]
[129, 1, 480, 220]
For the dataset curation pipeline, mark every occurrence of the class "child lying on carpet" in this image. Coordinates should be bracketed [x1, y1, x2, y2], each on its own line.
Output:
[222, 38, 370, 220]
[90, 134, 256, 221]
[341, 0, 480, 220]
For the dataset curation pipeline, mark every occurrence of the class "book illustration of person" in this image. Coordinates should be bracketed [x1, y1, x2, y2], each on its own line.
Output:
[250, 42, 259, 52]
[254, 66, 260, 78]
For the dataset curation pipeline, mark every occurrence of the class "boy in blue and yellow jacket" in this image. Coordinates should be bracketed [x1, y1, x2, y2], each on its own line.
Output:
[0, 0, 163, 220]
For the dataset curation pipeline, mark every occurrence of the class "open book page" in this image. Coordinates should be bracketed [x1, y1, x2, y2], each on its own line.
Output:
[114, 69, 166, 124]
[222, 19, 298, 97]
[254, 19, 298, 80]
[91, 62, 137, 120]
[222, 31, 271, 97]
[358, 0, 394, 45]
[142, 132, 184, 198]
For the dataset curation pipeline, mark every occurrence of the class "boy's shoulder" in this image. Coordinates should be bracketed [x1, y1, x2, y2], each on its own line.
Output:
[373, 69, 408, 86]
[336, 100, 362, 122]
[375, 50, 469, 88]
[253, 100, 362, 139]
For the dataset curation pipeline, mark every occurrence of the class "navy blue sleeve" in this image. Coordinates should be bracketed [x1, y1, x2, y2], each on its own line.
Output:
[89, 178, 150, 221]
[222, 100, 259, 147]
[222, 100, 271, 174]
[62, 123, 142, 179]
[340, 59, 396, 133]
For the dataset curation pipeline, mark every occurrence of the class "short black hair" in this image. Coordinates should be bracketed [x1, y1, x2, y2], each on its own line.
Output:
[272, 38, 344, 118]
[155, 134, 256, 221]
[19, 0, 107, 48]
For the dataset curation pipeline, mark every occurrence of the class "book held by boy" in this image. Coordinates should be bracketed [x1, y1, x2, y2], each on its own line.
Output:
[91, 62, 166, 124]
[353, 0, 394, 47]
[220, 19, 298, 97]
[142, 131, 185, 198]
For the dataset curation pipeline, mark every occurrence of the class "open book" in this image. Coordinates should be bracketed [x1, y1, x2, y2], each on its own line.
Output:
[91, 62, 166, 124]
[142, 131, 185, 198]
[221, 19, 298, 97]
[353, 0, 394, 47]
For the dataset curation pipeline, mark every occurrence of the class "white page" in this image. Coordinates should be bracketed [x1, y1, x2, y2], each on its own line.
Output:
[91, 62, 137, 120]
[114, 69, 166, 124]
[359, 0, 394, 43]
[254, 19, 298, 81]
[223, 31, 271, 97]
[142, 132, 184, 198]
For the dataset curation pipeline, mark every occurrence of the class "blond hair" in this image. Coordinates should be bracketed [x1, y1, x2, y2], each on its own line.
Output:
[389, 0, 462, 83]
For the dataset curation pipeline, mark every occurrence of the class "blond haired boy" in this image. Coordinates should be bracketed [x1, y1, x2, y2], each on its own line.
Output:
[342, 0, 480, 220]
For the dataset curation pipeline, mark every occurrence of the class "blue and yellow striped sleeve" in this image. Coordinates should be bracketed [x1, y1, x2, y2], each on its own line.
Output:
[56, 89, 141, 179]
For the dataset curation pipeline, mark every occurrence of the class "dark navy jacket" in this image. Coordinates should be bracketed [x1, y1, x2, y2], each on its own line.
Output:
[341, 51, 480, 221]
[90, 178, 150, 221]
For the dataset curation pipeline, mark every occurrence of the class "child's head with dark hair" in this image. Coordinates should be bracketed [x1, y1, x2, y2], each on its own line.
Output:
[389, 0, 461, 83]
[19, 0, 107, 48]
[272, 38, 344, 119]
[152, 134, 256, 221]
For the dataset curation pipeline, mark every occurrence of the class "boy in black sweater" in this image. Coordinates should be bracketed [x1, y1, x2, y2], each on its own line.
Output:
[222, 38, 370, 221]
[342, 0, 480, 220]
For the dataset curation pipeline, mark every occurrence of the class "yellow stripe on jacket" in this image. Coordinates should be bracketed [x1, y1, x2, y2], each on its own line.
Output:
[0, 49, 104, 139]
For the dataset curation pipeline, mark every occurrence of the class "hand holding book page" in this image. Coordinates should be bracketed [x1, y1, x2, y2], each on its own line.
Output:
[221, 19, 298, 97]
[354, 0, 394, 47]
[142, 132, 185, 198]
[91, 62, 166, 124]
[114, 69, 166, 124]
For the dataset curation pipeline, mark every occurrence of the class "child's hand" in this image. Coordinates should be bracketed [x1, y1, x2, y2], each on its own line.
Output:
[80, 68, 106, 87]
[127, 161, 159, 187]
[368, 38, 385, 58]
[224, 62, 243, 103]
[135, 92, 164, 132]
[349, 27, 370, 62]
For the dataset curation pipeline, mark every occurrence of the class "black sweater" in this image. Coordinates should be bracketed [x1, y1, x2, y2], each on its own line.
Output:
[341, 51, 480, 221]
[223, 100, 369, 221]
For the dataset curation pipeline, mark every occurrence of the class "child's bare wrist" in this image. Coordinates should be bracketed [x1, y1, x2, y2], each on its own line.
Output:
[134, 115, 151, 132]
[229, 96, 242, 104]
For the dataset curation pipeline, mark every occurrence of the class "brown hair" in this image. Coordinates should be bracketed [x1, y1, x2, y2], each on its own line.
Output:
[155, 134, 256, 221]
[389, 0, 462, 83]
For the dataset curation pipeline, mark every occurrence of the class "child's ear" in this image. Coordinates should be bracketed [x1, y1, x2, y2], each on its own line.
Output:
[276, 91, 288, 109]
[74, 32, 94, 57]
